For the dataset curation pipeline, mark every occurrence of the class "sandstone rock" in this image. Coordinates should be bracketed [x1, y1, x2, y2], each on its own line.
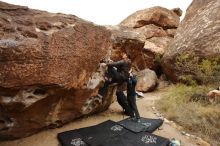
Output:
[120, 6, 180, 29]
[0, 1, 116, 139]
[166, 28, 177, 37]
[134, 24, 167, 39]
[142, 36, 172, 72]
[120, 7, 181, 72]
[161, 0, 220, 83]
[136, 69, 158, 92]
[105, 25, 146, 71]
[147, 36, 173, 53]
[171, 8, 183, 17]
[142, 42, 162, 72]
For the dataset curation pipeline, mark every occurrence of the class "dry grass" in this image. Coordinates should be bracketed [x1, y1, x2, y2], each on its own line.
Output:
[156, 84, 220, 145]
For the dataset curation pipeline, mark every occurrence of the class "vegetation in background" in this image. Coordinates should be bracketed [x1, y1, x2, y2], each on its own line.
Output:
[156, 84, 220, 145]
[175, 52, 220, 85]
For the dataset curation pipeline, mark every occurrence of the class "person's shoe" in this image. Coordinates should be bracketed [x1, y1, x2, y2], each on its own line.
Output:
[130, 117, 136, 121]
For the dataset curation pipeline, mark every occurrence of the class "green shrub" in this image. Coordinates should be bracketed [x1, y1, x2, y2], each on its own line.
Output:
[175, 52, 220, 85]
[156, 84, 220, 145]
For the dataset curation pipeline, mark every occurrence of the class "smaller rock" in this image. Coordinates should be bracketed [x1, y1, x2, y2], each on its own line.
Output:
[136, 69, 158, 92]
[181, 131, 186, 135]
[158, 126, 163, 130]
[170, 122, 178, 129]
[185, 133, 190, 137]
[155, 113, 161, 117]
[164, 118, 170, 123]
[151, 106, 156, 111]
[171, 8, 183, 17]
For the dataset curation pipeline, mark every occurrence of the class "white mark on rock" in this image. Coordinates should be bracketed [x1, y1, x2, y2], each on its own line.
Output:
[81, 96, 102, 114]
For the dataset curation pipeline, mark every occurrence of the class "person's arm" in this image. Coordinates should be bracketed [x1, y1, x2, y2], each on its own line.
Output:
[106, 60, 126, 67]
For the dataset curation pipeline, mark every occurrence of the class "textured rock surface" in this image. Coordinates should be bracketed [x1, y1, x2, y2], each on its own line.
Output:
[120, 7, 181, 71]
[0, 1, 118, 139]
[171, 8, 183, 17]
[136, 69, 158, 92]
[161, 0, 220, 82]
[120, 6, 180, 29]
[105, 25, 146, 71]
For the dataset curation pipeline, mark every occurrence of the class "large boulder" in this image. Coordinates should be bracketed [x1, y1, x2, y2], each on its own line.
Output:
[120, 7, 181, 72]
[120, 6, 180, 29]
[161, 0, 220, 83]
[0, 2, 124, 139]
[105, 25, 146, 71]
[136, 69, 158, 92]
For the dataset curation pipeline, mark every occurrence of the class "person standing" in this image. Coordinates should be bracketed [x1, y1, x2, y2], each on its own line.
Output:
[127, 71, 141, 122]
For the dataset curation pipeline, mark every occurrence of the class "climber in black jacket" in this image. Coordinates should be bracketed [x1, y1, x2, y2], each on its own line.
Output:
[97, 53, 131, 98]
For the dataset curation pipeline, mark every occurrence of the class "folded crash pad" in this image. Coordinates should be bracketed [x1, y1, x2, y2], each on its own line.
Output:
[118, 117, 163, 133]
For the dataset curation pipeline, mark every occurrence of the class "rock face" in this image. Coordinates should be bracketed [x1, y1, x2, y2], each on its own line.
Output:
[0, 2, 146, 139]
[136, 69, 158, 92]
[0, 1, 113, 139]
[120, 7, 181, 72]
[105, 25, 146, 71]
[161, 0, 220, 83]
[120, 6, 180, 29]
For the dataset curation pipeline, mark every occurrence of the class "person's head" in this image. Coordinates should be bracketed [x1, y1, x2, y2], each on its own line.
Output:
[122, 53, 131, 60]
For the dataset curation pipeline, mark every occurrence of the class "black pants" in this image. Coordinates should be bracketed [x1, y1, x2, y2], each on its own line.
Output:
[116, 91, 133, 116]
[127, 95, 140, 119]
[127, 76, 140, 119]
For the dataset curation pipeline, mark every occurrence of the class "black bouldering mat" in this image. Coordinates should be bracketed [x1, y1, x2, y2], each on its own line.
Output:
[118, 117, 163, 133]
[58, 119, 166, 146]
[57, 129, 88, 146]
[102, 131, 170, 146]
[81, 120, 129, 146]
[58, 120, 127, 146]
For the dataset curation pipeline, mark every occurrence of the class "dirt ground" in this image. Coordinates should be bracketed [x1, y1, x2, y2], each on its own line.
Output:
[0, 90, 210, 146]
